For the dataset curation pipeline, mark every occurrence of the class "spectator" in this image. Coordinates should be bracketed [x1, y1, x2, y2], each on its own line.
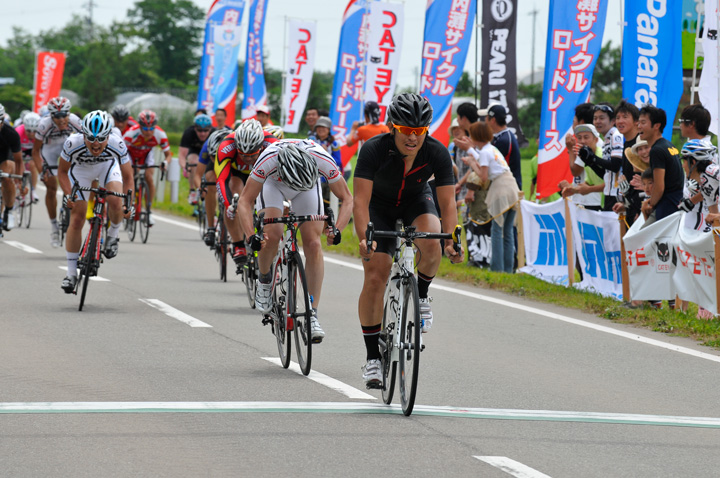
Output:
[486, 104, 522, 189]
[676, 104, 714, 228]
[304, 107, 319, 135]
[638, 105, 683, 220]
[559, 124, 604, 210]
[309, 116, 343, 210]
[465, 121, 519, 273]
[565, 102, 596, 171]
[456, 102, 480, 133]
[616, 139, 650, 223]
[195, 108, 208, 116]
[256, 105, 271, 127]
[639, 168, 656, 222]
[613, 100, 642, 225]
[448, 118, 472, 214]
[679, 103, 712, 142]
[679, 139, 715, 233]
[346, 101, 389, 148]
[214, 108, 228, 129]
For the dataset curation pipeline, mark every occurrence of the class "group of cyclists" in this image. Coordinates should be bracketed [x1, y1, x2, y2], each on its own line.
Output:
[1, 92, 465, 388]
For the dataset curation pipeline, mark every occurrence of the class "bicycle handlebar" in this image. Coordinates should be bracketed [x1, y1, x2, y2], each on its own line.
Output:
[365, 222, 463, 253]
[133, 163, 165, 181]
[71, 185, 133, 213]
[0, 172, 26, 180]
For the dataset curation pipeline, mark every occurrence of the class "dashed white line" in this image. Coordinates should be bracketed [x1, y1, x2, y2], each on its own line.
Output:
[139, 298, 212, 327]
[262, 357, 375, 400]
[3, 240, 43, 254]
[474, 456, 552, 478]
[58, 266, 110, 282]
[151, 213, 197, 231]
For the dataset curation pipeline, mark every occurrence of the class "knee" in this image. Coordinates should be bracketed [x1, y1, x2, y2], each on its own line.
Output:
[69, 211, 85, 229]
[302, 235, 322, 257]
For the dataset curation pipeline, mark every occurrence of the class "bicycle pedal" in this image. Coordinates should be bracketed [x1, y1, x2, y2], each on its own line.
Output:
[261, 316, 273, 326]
[365, 381, 383, 390]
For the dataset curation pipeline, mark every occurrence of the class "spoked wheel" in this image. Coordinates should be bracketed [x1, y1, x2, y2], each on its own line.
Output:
[244, 253, 257, 309]
[197, 201, 206, 240]
[59, 206, 69, 246]
[273, 258, 291, 368]
[139, 207, 150, 244]
[127, 190, 139, 242]
[399, 275, 421, 416]
[380, 290, 397, 405]
[78, 221, 99, 312]
[290, 257, 312, 375]
[23, 191, 32, 228]
[217, 219, 228, 282]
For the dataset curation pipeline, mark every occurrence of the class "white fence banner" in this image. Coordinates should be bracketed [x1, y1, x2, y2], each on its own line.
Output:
[676, 223, 717, 312]
[569, 206, 622, 300]
[519, 199, 569, 285]
[282, 20, 316, 133]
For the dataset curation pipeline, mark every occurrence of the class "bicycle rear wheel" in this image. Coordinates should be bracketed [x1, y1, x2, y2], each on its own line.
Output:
[399, 274, 421, 416]
[139, 202, 150, 244]
[197, 201, 206, 240]
[274, 257, 291, 368]
[244, 252, 257, 308]
[290, 256, 312, 375]
[380, 282, 397, 405]
[78, 220, 100, 312]
[23, 189, 32, 228]
[217, 216, 228, 282]
[59, 206, 69, 246]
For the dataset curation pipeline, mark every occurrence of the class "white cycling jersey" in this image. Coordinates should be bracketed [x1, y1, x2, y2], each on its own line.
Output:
[699, 163, 720, 207]
[250, 139, 342, 186]
[60, 133, 130, 166]
[35, 114, 82, 167]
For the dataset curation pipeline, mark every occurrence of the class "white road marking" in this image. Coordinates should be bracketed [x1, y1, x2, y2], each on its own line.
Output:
[3, 240, 43, 254]
[58, 266, 110, 282]
[262, 357, 375, 400]
[474, 456, 552, 478]
[139, 299, 212, 327]
[322, 256, 720, 364]
[151, 213, 197, 231]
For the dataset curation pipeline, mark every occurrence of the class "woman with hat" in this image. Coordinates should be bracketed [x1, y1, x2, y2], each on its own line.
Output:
[614, 139, 650, 225]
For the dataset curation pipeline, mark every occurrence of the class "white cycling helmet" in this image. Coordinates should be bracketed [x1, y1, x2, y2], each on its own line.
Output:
[82, 110, 114, 141]
[276, 143, 319, 191]
[47, 96, 72, 116]
[234, 119, 265, 154]
[263, 124, 285, 139]
[681, 139, 716, 163]
[23, 112, 41, 132]
[0, 103, 5, 120]
[207, 129, 230, 158]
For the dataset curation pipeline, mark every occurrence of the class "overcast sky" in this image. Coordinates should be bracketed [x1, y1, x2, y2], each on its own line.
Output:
[3, 0, 623, 90]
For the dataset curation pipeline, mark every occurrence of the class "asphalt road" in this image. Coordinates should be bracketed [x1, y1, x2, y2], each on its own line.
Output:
[2, 189, 720, 477]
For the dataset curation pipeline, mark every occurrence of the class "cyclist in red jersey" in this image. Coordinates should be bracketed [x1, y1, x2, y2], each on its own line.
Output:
[215, 119, 277, 267]
[122, 110, 170, 225]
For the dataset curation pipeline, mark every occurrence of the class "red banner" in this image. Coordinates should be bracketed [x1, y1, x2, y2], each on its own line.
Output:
[33, 51, 66, 113]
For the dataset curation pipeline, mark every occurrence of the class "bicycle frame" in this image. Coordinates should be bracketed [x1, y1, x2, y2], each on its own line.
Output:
[383, 238, 417, 363]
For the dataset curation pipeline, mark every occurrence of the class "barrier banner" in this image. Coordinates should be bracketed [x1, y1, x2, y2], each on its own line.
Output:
[363, 1, 404, 123]
[519, 199, 570, 285]
[569, 206, 622, 300]
[241, 0, 269, 119]
[282, 20, 316, 133]
[622, 0, 682, 139]
[480, 0, 526, 146]
[420, 0, 477, 147]
[196, 0, 246, 126]
[329, 0, 379, 168]
[536, 0, 607, 199]
[623, 212, 681, 300]
[700, 0, 720, 135]
[676, 224, 717, 312]
[32, 51, 66, 113]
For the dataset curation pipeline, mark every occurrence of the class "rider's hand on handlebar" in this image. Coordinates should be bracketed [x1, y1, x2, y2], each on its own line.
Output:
[325, 226, 341, 246]
[359, 238, 375, 261]
[444, 243, 464, 264]
[226, 207, 236, 220]
[62, 194, 75, 210]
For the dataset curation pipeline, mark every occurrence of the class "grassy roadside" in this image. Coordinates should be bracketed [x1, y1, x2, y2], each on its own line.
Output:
[152, 144, 720, 351]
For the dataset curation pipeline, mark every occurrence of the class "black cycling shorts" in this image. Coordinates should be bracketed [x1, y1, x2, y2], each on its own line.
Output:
[369, 192, 438, 256]
[229, 168, 250, 183]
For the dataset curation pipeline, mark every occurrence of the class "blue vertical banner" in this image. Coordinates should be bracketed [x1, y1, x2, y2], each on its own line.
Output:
[536, 0, 607, 199]
[622, 0, 682, 140]
[241, 0, 269, 119]
[197, 0, 246, 126]
[419, 0, 477, 147]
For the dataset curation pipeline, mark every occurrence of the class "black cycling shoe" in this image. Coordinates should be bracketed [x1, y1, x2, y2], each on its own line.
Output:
[203, 228, 216, 247]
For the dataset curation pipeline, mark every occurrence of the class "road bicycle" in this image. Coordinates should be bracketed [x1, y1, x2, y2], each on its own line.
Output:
[214, 194, 238, 282]
[366, 221, 461, 416]
[126, 164, 163, 244]
[70, 185, 131, 311]
[196, 175, 215, 241]
[0, 171, 27, 234]
[257, 207, 338, 376]
[42, 163, 70, 245]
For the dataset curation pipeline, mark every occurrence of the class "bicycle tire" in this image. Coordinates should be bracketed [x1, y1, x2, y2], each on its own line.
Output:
[273, 256, 291, 368]
[381, 280, 398, 405]
[139, 194, 150, 244]
[16, 197, 24, 228]
[197, 201, 206, 240]
[218, 217, 228, 282]
[399, 274, 421, 416]
[23, 190, 32, 228]
[290, 256, 312, 375]
[59, 206, 69, 246]
[78, 219, 100, 312]
[244, 252, 257, 309]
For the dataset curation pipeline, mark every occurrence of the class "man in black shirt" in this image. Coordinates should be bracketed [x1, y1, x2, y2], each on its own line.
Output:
[638, 104, 683, 220]
[487, 104, 522, 189]
[0, 104, 23, 230]
[354, 93, 463, 389]
[179, 113, 214, 204]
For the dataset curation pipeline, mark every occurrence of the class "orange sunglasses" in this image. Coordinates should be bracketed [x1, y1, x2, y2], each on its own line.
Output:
[393, 124, 429, 136]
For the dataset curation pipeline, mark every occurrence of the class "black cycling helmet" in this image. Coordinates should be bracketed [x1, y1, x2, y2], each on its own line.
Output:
[364, 101, 381, 125]
[387, 93, 432, 128]
[110, 104, 130, 122]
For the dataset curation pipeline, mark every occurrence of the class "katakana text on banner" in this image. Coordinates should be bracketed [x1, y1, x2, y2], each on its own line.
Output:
[420, 0, 477, 147]
[196, 0, 246, 126]
[622, 0, 682, 140]
[33, 51, 66, 113]
[241, 0, 269, 119]
[536, 0, 607, 199]
[282, 21, 316, 134]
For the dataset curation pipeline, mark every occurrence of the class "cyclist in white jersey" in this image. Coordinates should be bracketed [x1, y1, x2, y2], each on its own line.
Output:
[58, 111, 133, 293]
[236, 139, 353, 343]
[32, 96, 82, 247]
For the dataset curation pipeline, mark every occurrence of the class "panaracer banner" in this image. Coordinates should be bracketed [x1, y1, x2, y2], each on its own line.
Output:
[622, 0, 682, 140]
[32, 51, 66, 113]
[569, 206, 622, 300]
[241, 0, 269, 119]
[363, 1, 404, 122]
[282, 20, 316, 134]
[196, 0, 246, 126]
[420, 0, 477, 147]
[519, 198, 570, 286]
[329, 0, 378, 169]
[536, 0, 607, 199]
[480, 0, 526, 146]
[700, 0, 719, 135]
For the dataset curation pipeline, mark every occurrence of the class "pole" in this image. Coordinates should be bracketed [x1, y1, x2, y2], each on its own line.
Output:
[564, 197, 574, 287]
[690, 4, 704, 103]
[529, 6, 539, 84]
[619, 214, 630, 302]
[280, 16, 288, 127]
[517, 192, 526, 268]
[475, 0, 480, 104]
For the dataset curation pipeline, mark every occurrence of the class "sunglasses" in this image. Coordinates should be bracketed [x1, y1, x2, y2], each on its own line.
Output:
[85, 134, 109, 144]
[238, 150, 260, 158]
[195, 128, 211, 133]
[593, 105, 614, 115]
[51, 112, 69, 119]
[141, 126, 155, 131]
[393, 124, 429, 136]
[678, 118, 692, 124]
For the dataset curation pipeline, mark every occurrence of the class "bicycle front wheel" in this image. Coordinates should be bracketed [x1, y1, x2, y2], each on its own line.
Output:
[78, 220, 100, 312]
[380, 284, 398, 405]
[23, 191, 32, 228]
[244, 253, 257, 309]
[59, 206, 69, 246]
[274, 258, 291, 368]
[197, 202, 206, 240]
[290, 257, 312, 375]
[399, 274, 421, 416]
[217, 217, 228, 282]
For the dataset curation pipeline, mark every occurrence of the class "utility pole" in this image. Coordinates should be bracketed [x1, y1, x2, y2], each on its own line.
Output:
[529, 5, 539, 84]
[85, 0, 98, 39]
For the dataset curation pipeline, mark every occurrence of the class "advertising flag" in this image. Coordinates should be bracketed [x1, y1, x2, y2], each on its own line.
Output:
[536, 0, 607, 199]
[700, 0, 719, 134]
[32, 51, 66, 113]
[283, 21, 317, 133]
[420, 0, 477, 146]
[364, 1, 404, 122]
[241, 0, 269, 119]
[480, 0, 526, 146]
[622, 0, 682, 139]
[196, 0, 246, 126]
[519, 198, 570, 286]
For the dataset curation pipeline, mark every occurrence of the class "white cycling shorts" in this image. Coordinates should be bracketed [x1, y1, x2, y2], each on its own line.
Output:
[255, 179, 323, 216]
[69, 160, 122, 201]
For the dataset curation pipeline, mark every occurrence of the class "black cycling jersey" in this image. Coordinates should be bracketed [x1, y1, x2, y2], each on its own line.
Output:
[0, 123, 21, 163]
[180, 125, 215, 155]
[354, 133, 455, 208]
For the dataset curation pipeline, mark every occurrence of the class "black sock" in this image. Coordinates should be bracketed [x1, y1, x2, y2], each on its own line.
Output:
[362, 324, 382, 361]
[259, 271, 272, 283]
[232, 241, 244, 249]
[417, 271, 434, 299]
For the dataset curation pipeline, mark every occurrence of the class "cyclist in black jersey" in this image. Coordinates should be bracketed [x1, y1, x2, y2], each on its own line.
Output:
[353, 93, 464, 388]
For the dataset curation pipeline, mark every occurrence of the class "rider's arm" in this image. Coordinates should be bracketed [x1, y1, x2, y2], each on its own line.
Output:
[353, 177, 374, 257]
[178, 147, 189, 173]
[32, 138, 44, 175]
[328, 178, 353, 233]
[238, 177, 263, 237]
[57, 159, 73, 196]
[120, 161, 134, 196]
[12, 151, 23, 177]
